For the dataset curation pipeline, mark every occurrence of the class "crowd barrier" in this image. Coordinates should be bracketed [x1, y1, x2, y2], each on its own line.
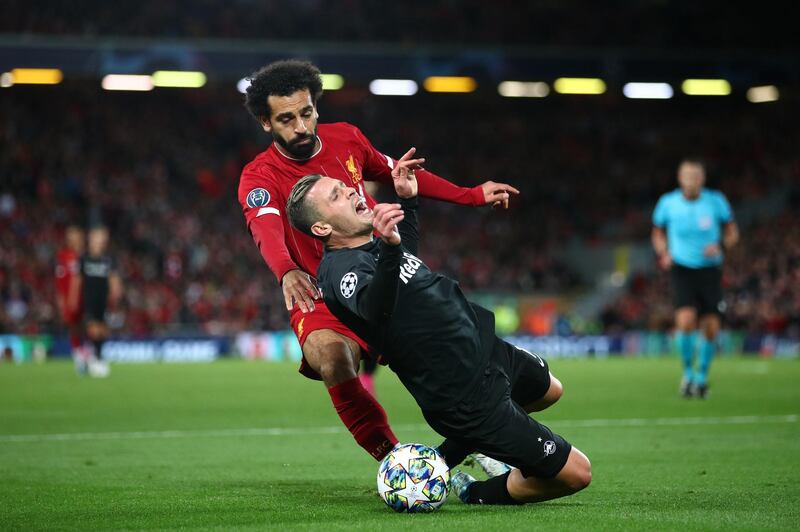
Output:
[3, 331, 796, 364]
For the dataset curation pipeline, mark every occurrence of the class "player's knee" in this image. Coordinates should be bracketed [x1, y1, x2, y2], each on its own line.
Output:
[305, 334, 359, 385]
[560, 449, 591, 493]
[548, 376, 563, 403]
[573, 460, 592, 492]
[569, 453, 592, 492]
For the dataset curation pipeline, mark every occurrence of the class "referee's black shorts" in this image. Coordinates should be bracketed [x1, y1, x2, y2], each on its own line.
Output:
[422, 337, 571, 479]
[670, 263, 724, 316]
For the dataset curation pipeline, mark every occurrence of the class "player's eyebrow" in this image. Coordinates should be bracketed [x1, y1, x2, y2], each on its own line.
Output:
[275, 106, 312, 121]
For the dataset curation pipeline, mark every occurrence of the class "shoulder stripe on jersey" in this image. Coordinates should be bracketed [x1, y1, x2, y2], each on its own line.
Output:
[256, 207, 280, 217]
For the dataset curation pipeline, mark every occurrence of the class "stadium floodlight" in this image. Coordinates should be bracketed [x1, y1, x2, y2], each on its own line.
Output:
[151, 70, 207, 88]
[101, 74, 154, 91]
[369, 79, 418, 96]
[320, 74, 344, 91]
[622, 82, 673, 99]
[553, 78, 606, 95]
[746, 85, 779, 103]
[681, 79, 731, 96]
[0, 72, 12, 87]
[423, 76, 477, 93]
[237, 77, 251, 94]
[497, 81, 549, 98]
[9, 68, 63, 85]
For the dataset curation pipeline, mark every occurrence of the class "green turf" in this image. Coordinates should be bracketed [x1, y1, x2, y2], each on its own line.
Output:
[0, 357, 798, 531]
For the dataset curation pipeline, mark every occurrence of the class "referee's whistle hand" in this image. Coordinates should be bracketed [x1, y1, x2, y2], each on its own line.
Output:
[703, 243, 722, 257]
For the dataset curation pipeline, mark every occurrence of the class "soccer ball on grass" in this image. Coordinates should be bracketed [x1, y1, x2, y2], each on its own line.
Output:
[376, 443, 449, 513]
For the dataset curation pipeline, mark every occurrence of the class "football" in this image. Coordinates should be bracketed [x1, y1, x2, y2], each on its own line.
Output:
[376, 443, 450, 513]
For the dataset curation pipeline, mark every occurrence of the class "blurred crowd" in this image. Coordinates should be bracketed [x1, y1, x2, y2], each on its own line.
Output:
[3, 0, 794, 49]
[0, 83, 798, 336]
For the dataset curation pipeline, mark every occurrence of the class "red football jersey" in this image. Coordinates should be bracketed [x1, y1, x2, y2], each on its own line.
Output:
[55, 248, 80, 295]
[238, 122, 484, 283]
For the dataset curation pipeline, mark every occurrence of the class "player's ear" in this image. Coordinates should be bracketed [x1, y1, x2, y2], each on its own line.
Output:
[311, 221, 332, 239]
[260, 117, 271, 133]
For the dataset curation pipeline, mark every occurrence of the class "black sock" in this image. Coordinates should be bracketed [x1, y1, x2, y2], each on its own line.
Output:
[436, 439, 472, 469]
[93, 339, 104, 360]
[466, 471, 520, 505]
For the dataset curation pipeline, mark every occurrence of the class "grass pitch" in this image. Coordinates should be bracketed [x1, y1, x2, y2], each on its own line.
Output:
[0, 356, 798, 531]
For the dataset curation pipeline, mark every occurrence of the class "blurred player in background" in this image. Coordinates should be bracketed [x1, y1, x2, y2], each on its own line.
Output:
[55, 225, 86, 372]
[78, 226, 123, 378]
[652, 159, 739, 398]
[238, 59, 518, 461]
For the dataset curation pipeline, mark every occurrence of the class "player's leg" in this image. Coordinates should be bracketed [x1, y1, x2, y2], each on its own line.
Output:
[85, 313, 111, 377]
[86, 320, 108, 360]
[672, 265, 699, 395]
[675, 306, 697, 395]
[452, 341, 562, 477]
[359, 355, 378, 398]
[449, 401, 588, 505]
[302, 329, 360, 384]
[430, 338, 589, 505]
[506, 446, 592, 503]
[507, 344, 562, 412]
[300, 325, 398, 460]
[695, 313, 721, 397]
[693, 267, 724, 398]
[63, 310, 87, 374]
[434, 437, 475, 470]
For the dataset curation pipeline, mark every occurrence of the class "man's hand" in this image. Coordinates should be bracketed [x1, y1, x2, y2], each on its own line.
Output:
[480, 180, 520, 209]
[282, 269, 320, 313]
[392, 147, 424, 199]
[703, 243, 722, 258]
[658, 253, 673, 270]
[372, 203, 404, 246]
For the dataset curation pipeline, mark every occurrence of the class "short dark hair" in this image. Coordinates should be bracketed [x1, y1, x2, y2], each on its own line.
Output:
[244, 60, 323, 121]
[680, 157, 705, 169]
[287, 174, 325, 239]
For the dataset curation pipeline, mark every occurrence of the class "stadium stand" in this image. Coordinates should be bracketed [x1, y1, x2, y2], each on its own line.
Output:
[0, 84, 797, 336]
[2, 0, 796, 49]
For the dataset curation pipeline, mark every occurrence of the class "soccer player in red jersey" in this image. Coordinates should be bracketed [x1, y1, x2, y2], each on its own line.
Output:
[238, 60, 519, 461]
[55, 225, 86, 369]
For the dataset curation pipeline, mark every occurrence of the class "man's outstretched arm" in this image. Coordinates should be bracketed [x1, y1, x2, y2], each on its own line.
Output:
[353, 126, 519, 208]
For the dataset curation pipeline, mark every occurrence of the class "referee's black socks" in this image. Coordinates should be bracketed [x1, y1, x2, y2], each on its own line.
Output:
[465, 471, 521, 505]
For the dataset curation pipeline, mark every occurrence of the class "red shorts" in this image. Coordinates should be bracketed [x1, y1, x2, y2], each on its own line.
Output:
[59, 302, 83, 326]
[289, 300, 370, 381]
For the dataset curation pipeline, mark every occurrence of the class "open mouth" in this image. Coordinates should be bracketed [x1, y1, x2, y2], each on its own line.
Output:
[354, 197, 370, 216]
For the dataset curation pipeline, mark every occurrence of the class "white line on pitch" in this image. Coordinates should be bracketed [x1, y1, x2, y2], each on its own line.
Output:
[0, 414, 796, 443]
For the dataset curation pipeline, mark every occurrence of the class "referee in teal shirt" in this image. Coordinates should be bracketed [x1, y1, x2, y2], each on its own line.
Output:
[652, 159, 739, 398]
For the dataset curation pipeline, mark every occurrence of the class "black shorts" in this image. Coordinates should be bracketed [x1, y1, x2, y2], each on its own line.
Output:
[422, 337, 572, 479]
[670, 264, 724, 316]
[83, 295, 107, 322]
